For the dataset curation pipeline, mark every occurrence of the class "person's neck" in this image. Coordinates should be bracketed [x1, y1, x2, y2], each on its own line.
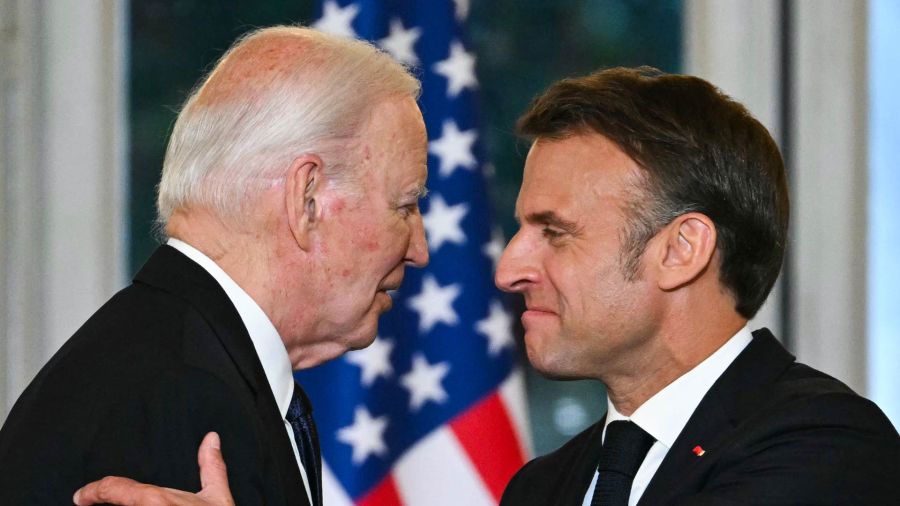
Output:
[167, 209, 280, 322]
[603, 308, 747, 416]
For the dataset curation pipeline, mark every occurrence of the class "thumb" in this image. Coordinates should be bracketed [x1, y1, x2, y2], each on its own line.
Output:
[197, 432, 234, 505]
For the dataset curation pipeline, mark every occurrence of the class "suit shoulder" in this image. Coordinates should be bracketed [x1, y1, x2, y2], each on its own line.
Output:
[42, 281, 226, 378]
[759, 361, 898, 435]
[1, 282, 248, 449]
[711, 360, 900, 501]
[501, 421, 602, 505]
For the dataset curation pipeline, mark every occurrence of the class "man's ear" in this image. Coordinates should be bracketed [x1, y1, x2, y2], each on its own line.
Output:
[655, 212, 717, 291]
[285, 154, 325, 251]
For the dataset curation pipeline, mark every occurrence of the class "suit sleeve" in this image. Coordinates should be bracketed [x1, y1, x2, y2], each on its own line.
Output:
[80, 367, 268, 505]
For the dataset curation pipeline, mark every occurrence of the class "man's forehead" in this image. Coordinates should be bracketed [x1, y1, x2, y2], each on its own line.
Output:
[527, 133, 641, 183]
[513, 177, 576, 223]
[515, 138, 641, 223]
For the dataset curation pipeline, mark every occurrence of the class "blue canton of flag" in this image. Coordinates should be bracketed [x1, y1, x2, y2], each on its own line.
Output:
[294, 1, 531, 505]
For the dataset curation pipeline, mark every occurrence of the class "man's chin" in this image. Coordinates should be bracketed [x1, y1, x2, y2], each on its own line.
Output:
[345, 316, 380, 351]
[344, 298, 393, 351]
[530, 365, 586, 381]
[525, 340, 585, 381]
[348, 331, 378, 351]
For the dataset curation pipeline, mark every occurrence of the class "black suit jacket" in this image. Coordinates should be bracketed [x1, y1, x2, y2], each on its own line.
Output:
[501, 329, 900, 505]
[0, 246, 310, 505]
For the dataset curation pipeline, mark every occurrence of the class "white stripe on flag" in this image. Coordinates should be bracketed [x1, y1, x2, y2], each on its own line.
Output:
[321, 460, 354, 506]
[393, 426, 496, 505]
[499, 368, 533, 459]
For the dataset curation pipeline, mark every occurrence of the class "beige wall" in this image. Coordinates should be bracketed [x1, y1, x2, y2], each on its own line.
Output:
[0, 0, 128, 419]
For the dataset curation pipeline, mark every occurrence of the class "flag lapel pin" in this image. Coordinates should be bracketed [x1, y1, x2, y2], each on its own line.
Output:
[692, 445, 706, 457]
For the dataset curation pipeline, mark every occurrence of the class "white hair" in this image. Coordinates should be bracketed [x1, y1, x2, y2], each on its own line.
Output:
[157, 25, 421, 226]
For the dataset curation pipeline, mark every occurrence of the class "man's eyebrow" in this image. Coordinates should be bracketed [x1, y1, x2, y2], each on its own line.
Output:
[403, 185, 429, 199]
[525, 211, 579, 232]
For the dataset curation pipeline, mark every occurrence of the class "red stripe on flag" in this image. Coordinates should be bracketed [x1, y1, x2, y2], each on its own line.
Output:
[450, 392, 527, 501]
[358, 474, 403, 506]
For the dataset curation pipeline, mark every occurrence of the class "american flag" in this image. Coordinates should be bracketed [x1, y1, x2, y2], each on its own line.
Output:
[293, 1, 531, 504]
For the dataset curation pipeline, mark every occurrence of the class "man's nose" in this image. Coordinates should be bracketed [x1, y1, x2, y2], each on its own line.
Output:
[495, 230, 534, 293]
[405, 215, 429, 268]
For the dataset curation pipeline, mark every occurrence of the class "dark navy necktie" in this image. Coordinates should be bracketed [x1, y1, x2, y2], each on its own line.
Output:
[590, 420, 656, 506]
[286, 382, 322, 506]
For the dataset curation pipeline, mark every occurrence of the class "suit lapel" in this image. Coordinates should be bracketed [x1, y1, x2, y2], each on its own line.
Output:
[638, 329, 795, 505]
[135, 246, 309, 506]
[558, 417, 607, 506]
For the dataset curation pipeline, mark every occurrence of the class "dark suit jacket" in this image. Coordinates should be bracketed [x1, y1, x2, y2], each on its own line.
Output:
[501, 329, 900, 505]
[0, 246, 309, 505]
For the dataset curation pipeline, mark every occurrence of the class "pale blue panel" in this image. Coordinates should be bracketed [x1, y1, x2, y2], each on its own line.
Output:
[868, 0, 900, 427]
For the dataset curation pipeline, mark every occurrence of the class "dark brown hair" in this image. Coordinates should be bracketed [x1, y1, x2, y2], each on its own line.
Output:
[517, 66, 789, 319]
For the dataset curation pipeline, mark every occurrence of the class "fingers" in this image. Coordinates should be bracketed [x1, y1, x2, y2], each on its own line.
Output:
[197, 432, 235, 506]
[73, 476, 166, 506]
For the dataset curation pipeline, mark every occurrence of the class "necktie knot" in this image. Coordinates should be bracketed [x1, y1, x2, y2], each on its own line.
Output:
[597, 420, 656, 477]
[287, 383, 313, 421]
[590, 420, 656, 506]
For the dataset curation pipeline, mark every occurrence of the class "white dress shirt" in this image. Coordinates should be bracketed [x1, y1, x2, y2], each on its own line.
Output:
[581, 325, 754, 506]
[167, 239, 312, 501]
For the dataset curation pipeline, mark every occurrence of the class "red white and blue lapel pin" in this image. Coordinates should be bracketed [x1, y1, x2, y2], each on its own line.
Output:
[692, 445, 706, 457]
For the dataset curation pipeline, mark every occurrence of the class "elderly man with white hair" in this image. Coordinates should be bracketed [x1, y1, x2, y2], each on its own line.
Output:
[0, 26, 429, 506]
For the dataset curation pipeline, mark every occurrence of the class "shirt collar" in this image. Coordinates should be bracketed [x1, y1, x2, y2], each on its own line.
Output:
[604, 325, 753, 447]
[167, 238, 295, 418]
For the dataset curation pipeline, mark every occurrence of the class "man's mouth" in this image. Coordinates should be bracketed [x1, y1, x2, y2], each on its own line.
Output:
[524, 305, 556, 314]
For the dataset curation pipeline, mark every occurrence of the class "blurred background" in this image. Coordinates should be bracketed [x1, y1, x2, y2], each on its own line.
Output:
[2, 0, 898, 460]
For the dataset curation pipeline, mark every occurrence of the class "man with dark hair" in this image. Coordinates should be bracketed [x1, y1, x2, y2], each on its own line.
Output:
[497, 66, 897, 505]
[73, 67, 898, 506]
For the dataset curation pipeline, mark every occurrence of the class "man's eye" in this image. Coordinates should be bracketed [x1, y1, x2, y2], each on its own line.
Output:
[399, 203, 419, 217]
[542, 227, 564, 239]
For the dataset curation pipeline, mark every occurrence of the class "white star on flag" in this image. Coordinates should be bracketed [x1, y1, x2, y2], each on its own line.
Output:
[401, 354, 451, 411]
[313, 0, 359, 39]
[422, 194, 469, 251]
[378, 18, 422, 66]
[432, 40, 478, 97]
[476, 300, 515, 355]
[336, 406, 389, 464]
[407, 274, 461, 333]
[345, 337, 394, 386]
[483, 227, 505, 269]
[429, 119, 478, 177]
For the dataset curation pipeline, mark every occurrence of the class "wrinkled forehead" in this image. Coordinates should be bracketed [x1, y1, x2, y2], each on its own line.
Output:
[361, 98, 427, 160]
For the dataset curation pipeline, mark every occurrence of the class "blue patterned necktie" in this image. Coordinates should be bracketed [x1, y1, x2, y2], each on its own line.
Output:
[591, 420, 656, 506]
[287, 382, 321, 506]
